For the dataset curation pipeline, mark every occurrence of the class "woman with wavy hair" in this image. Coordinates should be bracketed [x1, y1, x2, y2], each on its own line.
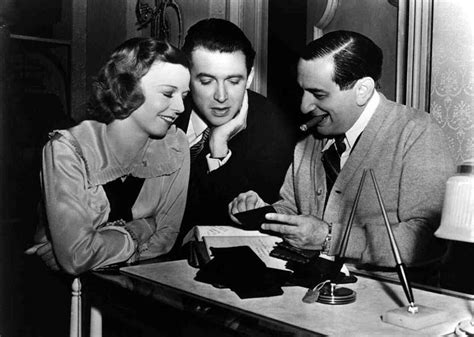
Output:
[28, 37, 191, 275]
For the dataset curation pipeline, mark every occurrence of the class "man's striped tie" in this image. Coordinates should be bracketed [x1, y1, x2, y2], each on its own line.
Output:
[190, 127, 210, 162]
[322, 135, 346, 202]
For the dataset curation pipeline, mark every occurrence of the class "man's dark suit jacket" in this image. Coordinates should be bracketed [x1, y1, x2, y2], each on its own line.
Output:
[174, 90, 297, 246]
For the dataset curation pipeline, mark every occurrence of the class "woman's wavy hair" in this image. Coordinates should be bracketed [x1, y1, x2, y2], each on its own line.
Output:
[86, 38, 189, 123]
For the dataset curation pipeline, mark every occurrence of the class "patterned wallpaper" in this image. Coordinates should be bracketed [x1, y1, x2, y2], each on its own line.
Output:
[430, 0, 474, 165]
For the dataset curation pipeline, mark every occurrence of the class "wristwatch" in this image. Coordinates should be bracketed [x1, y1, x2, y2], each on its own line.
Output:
[322, 222, 332, 255]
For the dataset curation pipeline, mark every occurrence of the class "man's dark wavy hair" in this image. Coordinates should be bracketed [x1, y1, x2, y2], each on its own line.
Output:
[87, 38, 189, 124]
[182, 18, 255, 75]
[301, 30, 383, 90]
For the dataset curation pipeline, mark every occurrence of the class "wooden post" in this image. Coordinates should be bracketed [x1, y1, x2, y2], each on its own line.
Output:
[90, 306, 103, 337]
[70, 278, 82, 337]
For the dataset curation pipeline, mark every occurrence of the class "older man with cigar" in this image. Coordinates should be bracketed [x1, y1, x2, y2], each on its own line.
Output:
[229, 30, 454, 283]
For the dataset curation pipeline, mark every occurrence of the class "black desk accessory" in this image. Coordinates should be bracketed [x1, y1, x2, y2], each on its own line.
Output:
[233, 206, 276, 230]
[270, 241, 320, 264]
[194, 246, 291, 299]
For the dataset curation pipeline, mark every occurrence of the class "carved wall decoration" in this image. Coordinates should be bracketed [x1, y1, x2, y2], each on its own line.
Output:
[135, 0, 183, 47]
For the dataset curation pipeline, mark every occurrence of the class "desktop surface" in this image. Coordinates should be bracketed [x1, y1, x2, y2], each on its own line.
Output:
[83, 259, 471, 336]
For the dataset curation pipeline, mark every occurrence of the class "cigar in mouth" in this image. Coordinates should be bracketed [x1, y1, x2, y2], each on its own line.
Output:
[299, 115, 326, 132]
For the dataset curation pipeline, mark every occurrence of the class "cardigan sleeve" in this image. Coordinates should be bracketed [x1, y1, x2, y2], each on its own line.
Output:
[274, 138, 317, 216]
[41, 138, 136, 275]
[273, 162, 300, 215]
[342, 120, 455, 266]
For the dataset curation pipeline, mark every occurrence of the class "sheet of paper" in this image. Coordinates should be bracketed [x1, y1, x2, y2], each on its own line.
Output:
[195, 226, 269, 241]
[203, 235, 289, 271]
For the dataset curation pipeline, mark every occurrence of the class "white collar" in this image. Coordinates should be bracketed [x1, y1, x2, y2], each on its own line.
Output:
[322, 90, 380, 152]
[345, 90, 380, 149]
[188, 110, 208, 140]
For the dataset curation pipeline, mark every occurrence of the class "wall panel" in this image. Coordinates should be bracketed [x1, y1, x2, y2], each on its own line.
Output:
[320, 0, 398, 101]
[430, 0, 474, 164]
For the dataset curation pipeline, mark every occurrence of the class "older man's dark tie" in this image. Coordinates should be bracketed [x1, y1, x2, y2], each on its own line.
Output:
[322, 135, 346, 200]
[190, 127, 210, 162]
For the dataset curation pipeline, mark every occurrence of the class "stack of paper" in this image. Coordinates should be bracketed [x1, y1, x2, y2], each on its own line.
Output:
[195, 226, 289, 271]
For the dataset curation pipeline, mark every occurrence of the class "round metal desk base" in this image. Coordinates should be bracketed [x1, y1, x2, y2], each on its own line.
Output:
[317, 286, 356, 305]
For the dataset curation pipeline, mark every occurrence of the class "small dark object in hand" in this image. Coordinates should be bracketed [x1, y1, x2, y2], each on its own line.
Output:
[233, 206, 276, 230]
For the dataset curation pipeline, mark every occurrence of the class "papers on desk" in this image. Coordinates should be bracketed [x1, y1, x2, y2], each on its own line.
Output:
[194, 226, 269, 240]
[189, 226, 289, 271]
[203, 236, 288, 271]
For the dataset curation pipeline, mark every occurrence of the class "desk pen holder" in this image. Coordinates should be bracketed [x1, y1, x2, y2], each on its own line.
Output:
[365, 169, 449, 330]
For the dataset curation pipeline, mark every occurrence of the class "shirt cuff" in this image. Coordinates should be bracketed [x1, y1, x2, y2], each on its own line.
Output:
[96, 224, 137, 263]
[206, 149, 232, 172]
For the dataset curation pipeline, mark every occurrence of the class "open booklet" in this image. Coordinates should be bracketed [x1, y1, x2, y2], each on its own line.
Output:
[185, 226, 290, 271]
[184, 225, 350, 277]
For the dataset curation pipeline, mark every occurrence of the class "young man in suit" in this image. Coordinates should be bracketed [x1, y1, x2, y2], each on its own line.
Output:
[229, 31, 455, 283]
[174, 19, 296, 248]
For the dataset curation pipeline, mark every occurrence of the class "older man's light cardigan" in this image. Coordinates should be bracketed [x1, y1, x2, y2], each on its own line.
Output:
[274, 94, 455, 268]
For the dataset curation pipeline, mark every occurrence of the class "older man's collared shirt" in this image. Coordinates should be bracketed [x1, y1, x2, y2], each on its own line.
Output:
[322, 90, 380, 169]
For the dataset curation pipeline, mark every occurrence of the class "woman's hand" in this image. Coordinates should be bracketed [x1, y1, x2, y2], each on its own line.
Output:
[25, 241, 60, 271]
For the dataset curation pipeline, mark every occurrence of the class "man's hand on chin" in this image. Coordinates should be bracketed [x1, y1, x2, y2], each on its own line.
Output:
[208, 106, 248, 158]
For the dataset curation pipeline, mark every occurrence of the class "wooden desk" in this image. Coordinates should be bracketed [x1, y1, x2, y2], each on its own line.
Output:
[82, 260, 472, 336]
